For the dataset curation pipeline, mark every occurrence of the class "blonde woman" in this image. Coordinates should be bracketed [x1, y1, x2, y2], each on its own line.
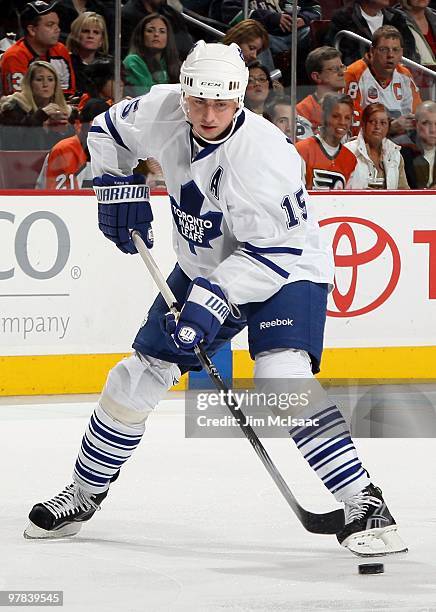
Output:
[66, 12, 110, 94]
[0, 61, 77, 148]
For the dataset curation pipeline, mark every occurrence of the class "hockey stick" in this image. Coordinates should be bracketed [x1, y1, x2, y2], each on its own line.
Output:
[132, 231, 345, 534]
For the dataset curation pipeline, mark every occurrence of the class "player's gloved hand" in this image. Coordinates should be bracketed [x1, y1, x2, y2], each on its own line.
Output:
[93, 173, 153, 254]
[165, 277, 230, 351]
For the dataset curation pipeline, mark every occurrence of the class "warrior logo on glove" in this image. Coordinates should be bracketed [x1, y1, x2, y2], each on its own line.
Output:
[94, 173, 154, 254]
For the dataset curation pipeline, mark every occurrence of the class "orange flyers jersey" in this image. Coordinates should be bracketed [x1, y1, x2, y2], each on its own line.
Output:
[1, 38, 76, 96]
[295, 136, 357, 190]
[344, 59, 421, 131]
[38, 135, 92, 189]
[296, 95, 322, 132]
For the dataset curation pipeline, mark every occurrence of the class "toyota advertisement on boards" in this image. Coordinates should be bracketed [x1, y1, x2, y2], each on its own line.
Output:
[319, 192, 435, 348]
[0, 191, 435, 356]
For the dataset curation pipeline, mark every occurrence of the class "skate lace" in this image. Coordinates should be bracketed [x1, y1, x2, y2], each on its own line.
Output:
[42, 483, 100, 519]
[344, 491, 382, 523]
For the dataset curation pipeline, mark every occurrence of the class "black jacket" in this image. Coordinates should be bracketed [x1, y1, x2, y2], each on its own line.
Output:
[221, 0, 321, 36]
[121, 0, 194, 59]
[325, 3, 418, 66]
[401, 135, 436, 188]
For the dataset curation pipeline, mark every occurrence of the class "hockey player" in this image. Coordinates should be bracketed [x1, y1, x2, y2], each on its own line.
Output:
[24, 41, 407, 557]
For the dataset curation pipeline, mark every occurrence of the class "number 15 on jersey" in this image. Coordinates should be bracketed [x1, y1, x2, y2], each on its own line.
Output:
[281, 187, 307, 230]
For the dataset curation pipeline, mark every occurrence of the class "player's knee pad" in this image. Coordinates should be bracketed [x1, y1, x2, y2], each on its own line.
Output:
[100, 352, 180, 426]
[254, 348, 313, 379]
[254, 349, 330, 418]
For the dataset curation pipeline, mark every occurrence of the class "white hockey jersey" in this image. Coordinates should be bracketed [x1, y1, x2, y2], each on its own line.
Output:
[88, 85, 334, 305]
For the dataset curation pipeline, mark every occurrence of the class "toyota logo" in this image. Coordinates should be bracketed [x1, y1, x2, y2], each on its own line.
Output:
[320, 217, 401, 317]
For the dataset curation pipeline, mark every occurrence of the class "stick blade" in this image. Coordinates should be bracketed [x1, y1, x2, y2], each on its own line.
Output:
[301, 508, 345, 534]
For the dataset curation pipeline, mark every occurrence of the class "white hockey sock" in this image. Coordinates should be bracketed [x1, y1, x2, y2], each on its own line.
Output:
[289, 405, 370, 502]
[254, 349, 371, 502]
[74, 403, 145, 494]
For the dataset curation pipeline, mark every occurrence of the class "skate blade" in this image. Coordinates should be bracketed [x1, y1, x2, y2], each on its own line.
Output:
[342, 525, 408, 557]
[23, 521, 82, 540]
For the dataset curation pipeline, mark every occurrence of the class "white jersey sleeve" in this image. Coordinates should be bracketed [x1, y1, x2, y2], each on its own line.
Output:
[87, 85, 183, 177]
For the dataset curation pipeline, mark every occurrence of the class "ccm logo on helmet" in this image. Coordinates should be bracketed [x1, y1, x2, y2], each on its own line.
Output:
[200, 81, 223, 88]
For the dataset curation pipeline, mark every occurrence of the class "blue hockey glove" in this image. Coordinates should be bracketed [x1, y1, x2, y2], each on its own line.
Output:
[165, 277, 230, 351]
[93, 173, 153, 254]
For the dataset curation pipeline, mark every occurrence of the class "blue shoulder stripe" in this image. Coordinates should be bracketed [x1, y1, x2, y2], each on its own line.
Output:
[242, 250, 290, 279]
[89, 126, 107, 134]
[104, 110, 130, 151]
[244, 242, 303, 256]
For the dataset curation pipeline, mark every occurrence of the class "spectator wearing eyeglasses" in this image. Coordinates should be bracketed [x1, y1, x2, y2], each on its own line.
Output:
[344, 25, 421, 136]
[295, 93, 358, 190]
[297, 46, 346, 135]
[244, 61, 274, 115]
[345, 102, 409, 189]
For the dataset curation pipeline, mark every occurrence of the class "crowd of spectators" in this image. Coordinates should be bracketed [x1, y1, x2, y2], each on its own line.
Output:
[0, 0, 435, 191]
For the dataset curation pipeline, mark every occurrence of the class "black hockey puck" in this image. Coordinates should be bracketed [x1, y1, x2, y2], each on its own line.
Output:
[358, 563, 384, 575]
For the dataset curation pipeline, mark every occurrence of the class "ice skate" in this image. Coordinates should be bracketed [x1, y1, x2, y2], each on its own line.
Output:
[337, 484, 408, 557]
[23, 482, 108, 540]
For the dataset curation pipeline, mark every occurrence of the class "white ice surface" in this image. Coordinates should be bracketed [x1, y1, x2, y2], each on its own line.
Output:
[1, 397, 435, 612]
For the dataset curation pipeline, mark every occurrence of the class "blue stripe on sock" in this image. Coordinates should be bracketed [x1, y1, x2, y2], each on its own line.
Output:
[289, 405, 339, 436]
[324, 461, 363, 490]
[312, 444, 354, 471]
[321, 457, 359, 482]
[83, 435, 126, 462]
[81, 440, 124, 468]
[74, 460, 109, 486]
[294, 410, 344, 444]
[89, 417, 141, 449]
[304, 431, 345, 460]
[296, 417, 347, 449]
[93, 412, 143, 440]
[332, 468, 366, 495]
[308, 436, 352, 467]
[76, 456, 110, 479]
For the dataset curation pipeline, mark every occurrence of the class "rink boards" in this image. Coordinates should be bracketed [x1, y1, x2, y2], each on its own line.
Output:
[0, 190, 435, 395]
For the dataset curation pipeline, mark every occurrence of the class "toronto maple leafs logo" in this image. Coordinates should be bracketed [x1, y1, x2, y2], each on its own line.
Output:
[170, 181, 223, 254]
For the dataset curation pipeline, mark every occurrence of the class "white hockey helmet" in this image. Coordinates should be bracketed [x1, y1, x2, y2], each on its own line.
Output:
[180, 41, 249, 109]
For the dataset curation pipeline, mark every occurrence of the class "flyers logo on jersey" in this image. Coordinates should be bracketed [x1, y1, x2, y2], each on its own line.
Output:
[313, 169, 346, 190]
[368, 86, 378, 100]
